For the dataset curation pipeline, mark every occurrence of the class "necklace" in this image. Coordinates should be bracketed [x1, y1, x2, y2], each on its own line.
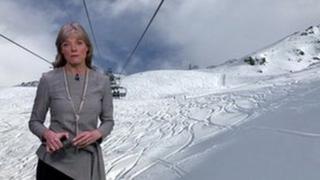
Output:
[63, 67, 90, 137]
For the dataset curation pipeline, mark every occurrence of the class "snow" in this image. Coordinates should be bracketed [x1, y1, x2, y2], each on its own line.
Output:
[177, 79, 320, 180]
[1, 25, 320, 179]
[121, 70, 222, 100]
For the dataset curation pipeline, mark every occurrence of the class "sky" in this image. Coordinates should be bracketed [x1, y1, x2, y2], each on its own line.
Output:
[1, 0, 320, 86]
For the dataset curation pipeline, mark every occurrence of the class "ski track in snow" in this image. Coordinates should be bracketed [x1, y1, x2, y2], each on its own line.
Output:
[0, 67, 320, 180]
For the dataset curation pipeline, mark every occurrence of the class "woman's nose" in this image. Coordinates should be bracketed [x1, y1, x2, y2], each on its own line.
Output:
[71, 44, 77, 51]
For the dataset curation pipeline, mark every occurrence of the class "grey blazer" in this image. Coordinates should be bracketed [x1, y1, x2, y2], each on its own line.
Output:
[29, 67, 114, 180]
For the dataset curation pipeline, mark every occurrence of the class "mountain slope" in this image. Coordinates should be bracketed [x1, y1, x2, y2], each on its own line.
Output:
[207, 25, 320, 75]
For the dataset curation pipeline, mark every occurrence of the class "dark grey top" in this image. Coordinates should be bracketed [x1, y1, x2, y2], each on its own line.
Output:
[29, 67, 114, 180]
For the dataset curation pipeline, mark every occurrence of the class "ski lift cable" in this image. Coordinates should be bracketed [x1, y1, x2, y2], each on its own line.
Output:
[82, 0, 104, 62]
[0, 33, 52, 65]
[120, 0, 165, 74]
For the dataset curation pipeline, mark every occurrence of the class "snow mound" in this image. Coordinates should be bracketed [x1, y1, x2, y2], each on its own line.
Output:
[12, 69, 225, 101]
[121, 70, 223, 100]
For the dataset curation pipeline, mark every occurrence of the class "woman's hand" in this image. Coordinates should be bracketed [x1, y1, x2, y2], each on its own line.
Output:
[43, 130, 69, 153]
[72, 130, 102, 148]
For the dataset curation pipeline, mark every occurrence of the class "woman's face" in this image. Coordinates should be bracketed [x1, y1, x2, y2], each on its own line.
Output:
[61, 33, 88, 66]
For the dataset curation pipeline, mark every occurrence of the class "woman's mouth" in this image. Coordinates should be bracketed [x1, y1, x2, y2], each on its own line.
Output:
[71, 55, 79, 58]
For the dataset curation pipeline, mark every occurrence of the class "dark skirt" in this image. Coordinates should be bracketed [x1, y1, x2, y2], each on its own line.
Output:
[36, 159, 74, 180]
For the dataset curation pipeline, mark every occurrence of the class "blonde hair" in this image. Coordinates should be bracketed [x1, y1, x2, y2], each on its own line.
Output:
[53, 22, 93, 68]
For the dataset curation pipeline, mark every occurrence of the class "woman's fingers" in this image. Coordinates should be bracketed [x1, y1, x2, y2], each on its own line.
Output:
[73, 132, 91, 146]
[43, 130, 69, 153]
[47, 138, 61, 152]
[44, 130, 100, 151]
[46, 145, 52, 153]
[73, 131, 101, 148]
[56, 132, 68, 141]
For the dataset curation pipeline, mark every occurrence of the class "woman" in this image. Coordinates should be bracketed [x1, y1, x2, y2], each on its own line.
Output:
[29, 22, 114, 180]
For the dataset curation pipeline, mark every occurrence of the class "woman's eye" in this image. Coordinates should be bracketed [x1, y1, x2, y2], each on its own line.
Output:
[62, 43, 69, 47]
[77, 41, 84, 45]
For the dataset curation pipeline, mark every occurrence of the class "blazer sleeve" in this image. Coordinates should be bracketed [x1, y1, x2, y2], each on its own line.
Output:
[28, 75, 50, 140]
[97, 76, 114, 140]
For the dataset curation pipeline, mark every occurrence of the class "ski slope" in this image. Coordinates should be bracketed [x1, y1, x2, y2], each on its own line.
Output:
[0, 25, 320, 179]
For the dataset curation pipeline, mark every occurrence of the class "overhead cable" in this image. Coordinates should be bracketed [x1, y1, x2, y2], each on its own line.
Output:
[120, 0, 165, 74]
[83, 0, 104, 62]
[0, 33, 51, 64]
